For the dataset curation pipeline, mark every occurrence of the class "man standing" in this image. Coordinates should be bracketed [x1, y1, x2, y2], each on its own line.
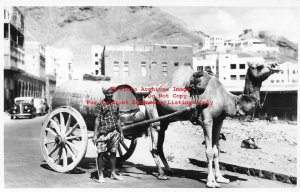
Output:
[92, 87, 124, 183]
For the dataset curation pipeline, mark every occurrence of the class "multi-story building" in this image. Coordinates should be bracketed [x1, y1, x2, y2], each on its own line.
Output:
[4, 7, 46, 110]
[193, 53, 298, 120]
[218, 54, 264, 90]
[193, 54, 218, 74]
[4, 6, 25, 71]
[262, 62, 298, 89]
[201, 35, 224, 51]
[91, 45, 104, 75]
[45, 46, 73, 87]
[92, 44, 193, 87]
[24, 41, 46, 79]
[44, 46, 58, 104]
[230, 38, 279, 53]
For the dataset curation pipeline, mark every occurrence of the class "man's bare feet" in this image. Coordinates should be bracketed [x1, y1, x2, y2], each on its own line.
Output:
[92, 176, 105, 183]
[111, 173, 123, 181]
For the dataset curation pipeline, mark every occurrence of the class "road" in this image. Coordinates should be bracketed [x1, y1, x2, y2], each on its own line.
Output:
[4, 115, 295, 188]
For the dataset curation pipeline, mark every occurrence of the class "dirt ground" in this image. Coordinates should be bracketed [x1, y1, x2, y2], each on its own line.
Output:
[162, 118, 297, 177]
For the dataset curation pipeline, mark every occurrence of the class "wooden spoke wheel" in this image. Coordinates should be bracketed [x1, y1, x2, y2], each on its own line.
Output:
[40, 107, 88, 173]
[116, 136, 137, 162]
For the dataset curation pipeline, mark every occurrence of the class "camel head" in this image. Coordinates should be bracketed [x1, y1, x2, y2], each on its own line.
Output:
[186, 71, 211, 96]
[247, 61, 281, 82]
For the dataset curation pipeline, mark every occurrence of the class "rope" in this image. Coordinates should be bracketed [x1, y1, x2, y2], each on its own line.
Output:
[258, 92, 268, 108]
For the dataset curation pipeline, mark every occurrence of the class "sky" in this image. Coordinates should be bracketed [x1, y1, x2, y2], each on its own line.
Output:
[160, 6, 299, 42]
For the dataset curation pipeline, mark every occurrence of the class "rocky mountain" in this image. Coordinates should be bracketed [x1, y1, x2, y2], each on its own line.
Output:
[239, 29, 298, 63]
[18, 6, 204, 71]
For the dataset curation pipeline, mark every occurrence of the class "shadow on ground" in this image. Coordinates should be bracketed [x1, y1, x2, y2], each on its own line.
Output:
[189, 158, 247, 182]
[40, 157, 247, 183]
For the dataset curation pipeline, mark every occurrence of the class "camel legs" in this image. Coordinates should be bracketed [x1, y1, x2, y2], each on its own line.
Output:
[212, 120, 230, 184]
[202, 112, 219, 188]
[149, 125, 167, 180]
[157, 122, 174, 175]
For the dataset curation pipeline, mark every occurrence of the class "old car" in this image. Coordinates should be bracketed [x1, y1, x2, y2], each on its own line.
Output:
[9, 97, 36, 119]
[34, 98, 47, 116]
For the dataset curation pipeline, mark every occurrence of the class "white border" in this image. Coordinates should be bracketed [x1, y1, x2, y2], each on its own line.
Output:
[0, 0, 299, 191]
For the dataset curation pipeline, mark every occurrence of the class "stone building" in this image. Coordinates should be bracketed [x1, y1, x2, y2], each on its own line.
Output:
[92, 44, 193, 87]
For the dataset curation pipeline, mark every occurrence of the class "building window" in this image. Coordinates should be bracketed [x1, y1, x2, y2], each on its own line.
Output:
[281, 71, 284, 74]
[174, 62, 179, 67]
[282, 80, 284, 83]
[95, 61, 98, 65]
[162, 62, 167, 76]
[4, 23, 9, 39]
[151, 62, 157, 67]
[271, 80, 274, 83]
[197, 66, 203, 71]
[113, 65, 119, 77]
[124, 62, 129, 77]
[95, 70, 99, 75]
[172, 46, 178, 49]
[230, 64, 236, 69]
[230, 75, 237, 80]
[240, 75, 245, 80]
[114, 61, 119, 64]
[276, 80, 280, 83]
[95, 53, 98, 57]
[161, 46, 167, 48]
[239, 64, 245, 69]
[141, 62, 147, 77]
[292, 70, 296, 74]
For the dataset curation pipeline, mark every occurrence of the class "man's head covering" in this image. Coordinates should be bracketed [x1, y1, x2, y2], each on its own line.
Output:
[102, 86, 116, 95]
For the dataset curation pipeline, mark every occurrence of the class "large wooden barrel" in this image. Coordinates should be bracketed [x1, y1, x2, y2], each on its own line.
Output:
[52, 80, 143, 131]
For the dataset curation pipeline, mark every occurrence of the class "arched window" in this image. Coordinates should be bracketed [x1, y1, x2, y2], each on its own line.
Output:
[124, 61, 129, 77]
[141, 62, 147, 77]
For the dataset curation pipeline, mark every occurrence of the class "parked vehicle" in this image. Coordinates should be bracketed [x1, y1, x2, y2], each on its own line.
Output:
[9, 97, 36, 119]
[34, 98, 47, 116]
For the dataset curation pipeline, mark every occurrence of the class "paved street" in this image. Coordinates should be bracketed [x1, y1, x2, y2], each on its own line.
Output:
[4, 115, 295, 188]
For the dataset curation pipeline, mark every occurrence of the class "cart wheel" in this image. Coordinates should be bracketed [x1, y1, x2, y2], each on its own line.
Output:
[40, 107, 88, 173]
[116, 136, 137, 162]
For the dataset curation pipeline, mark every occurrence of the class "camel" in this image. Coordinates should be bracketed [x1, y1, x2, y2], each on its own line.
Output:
[144, 61, 280, 187]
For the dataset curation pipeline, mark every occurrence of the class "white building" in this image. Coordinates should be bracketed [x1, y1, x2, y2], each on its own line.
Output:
[45, 46, 73, 87]
[24, 41, 46, 78]
[201, 35, 224, 51]
[193, 54, 218, 74]
[262, 62, 298, 89]
[192, 54, 298, 92]
[92, 45, 104, 75]
[218, 54, 264, 90]
[231, 38, 279, 53]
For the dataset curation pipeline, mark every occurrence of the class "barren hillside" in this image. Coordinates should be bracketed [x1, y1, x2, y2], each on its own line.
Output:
[18, 6, 204, 71]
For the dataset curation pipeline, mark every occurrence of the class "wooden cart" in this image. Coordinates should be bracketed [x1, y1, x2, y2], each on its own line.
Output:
[40, 80, 192, 173]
